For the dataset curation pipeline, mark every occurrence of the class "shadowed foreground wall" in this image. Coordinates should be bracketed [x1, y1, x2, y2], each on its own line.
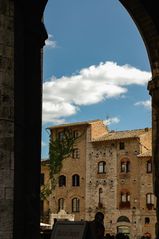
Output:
[0, 1, 14, 238]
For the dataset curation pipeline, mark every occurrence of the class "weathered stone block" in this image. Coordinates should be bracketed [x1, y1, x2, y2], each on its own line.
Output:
[5, 187, 13, 200]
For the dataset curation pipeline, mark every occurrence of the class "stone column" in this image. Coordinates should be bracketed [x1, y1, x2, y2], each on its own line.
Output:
[13, 1, 48, 239]
[0, 1, 14, 239]
[148, 75, 159, 239]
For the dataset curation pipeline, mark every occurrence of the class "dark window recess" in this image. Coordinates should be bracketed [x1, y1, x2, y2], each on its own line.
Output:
[145, 217, 150, 224]
[58, 198, 64, 211]
[72, 174, 80, 186]
[119, 142, 125, 150]
[73, 130, 80, 138]
[147, 160, 152, 173]
[59, 175, 66, 187]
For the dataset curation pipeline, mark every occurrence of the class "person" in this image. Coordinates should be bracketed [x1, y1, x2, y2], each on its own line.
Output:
[52, 218, 57, 231]
[90, 212, 105, 239]
[105, 233, 111, 239]
[115, 233, 126, 239]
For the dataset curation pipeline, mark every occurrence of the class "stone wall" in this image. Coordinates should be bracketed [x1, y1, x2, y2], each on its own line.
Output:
[139, 155, 156, 238]
[89, 120, 108, 141]
[48, 125, 88, 221]
[0, 1, 14, 239]
[85, 140, 118, 229]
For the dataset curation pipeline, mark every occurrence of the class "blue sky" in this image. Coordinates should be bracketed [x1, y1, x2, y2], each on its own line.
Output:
[42, 0, 151, 158]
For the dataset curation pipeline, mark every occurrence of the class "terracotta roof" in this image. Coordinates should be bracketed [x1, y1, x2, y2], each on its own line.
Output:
[47, 119, 102, 129]
[92, 128, 151, 142]
[137, 149, 152, 157]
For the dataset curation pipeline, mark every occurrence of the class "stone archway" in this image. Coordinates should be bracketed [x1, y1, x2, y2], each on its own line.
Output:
[119, 2, 159, 237]
[0, 1, 159, 239]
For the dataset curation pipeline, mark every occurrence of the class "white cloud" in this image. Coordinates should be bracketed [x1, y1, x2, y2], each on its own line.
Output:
[42, 61, 151, 123]
[134, 99, 151, 110]
[42, 141, 47, 147]
[45, 34, 57, 48]
[103, 117, 120, 126]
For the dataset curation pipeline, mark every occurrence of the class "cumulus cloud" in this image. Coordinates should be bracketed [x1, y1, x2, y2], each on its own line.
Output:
[42, 141, 47, 147]
[45, 34, 57, 48]
[42, 61, 151, 123]
[103, 117, 120, 126]
[134, 99, 151, 110]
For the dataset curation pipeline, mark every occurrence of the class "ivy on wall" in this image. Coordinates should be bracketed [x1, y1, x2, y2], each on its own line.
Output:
[41, 128, 81, 200]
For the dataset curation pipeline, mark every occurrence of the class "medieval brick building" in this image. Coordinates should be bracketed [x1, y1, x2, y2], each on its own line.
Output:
[41, 120, 156, 238]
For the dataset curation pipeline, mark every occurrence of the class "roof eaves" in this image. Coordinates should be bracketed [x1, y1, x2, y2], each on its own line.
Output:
[47, 119, 101, 130]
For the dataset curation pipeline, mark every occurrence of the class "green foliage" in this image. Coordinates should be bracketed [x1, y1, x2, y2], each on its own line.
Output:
[40, 184, 52, 200]
[41, 128, 81, 200]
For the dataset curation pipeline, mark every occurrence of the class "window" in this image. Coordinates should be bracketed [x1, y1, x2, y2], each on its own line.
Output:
[145, 217, 150, 224]
[72, 148, 80, 159]
[121, 192, 130, 202]
[98, 188, 103, 208]
[147, 160, 152, 173]
[146, 193, 154, 209]
[40, 173, 44, 186]
[73, 130, 80, 138]
[146, 193, 154, 204]
[98, 161, 106, 173]
[72, 198, 80, 212]
[120, 192, 130, 209]
[58, 131, 64, 141]
[59, 175, 66, 187]
[121, 161, 130, 173]
[119, 142, 125, 150]
[72, 174, 80, 186]
[58, 198, 64, 211]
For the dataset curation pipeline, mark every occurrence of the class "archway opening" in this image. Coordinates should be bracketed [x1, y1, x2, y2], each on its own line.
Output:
[41, 0, 155, 238]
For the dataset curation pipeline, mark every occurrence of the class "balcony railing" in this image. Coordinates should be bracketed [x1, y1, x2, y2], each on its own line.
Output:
[119, 201, 130, 209]
[146, 203, 154, 210]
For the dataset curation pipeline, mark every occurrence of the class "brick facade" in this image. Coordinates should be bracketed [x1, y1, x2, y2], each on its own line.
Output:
[42, 121, 156, 238]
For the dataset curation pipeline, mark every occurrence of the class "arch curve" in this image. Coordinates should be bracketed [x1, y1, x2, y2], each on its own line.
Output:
[117, 216, 130, 223]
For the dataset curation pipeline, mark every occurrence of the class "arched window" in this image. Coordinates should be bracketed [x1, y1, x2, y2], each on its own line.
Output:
[72, 174, 80, 186]
[146, 160, 152, 173]
[120, 191, 130, 209]
[58, 198, 64, 211]
[121, 160, 130, 173]
[59, 175, 66, 187]
[117, 216, 130, 223]
[98, 161, 106, 173]
[72, 198, 80, 212]
[146, 193, 155, 209]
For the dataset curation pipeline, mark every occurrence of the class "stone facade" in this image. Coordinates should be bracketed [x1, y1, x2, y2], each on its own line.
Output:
[86, 127, 156, 238]
[41, 120, 156, 238]
[0, 1, 14, 239]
